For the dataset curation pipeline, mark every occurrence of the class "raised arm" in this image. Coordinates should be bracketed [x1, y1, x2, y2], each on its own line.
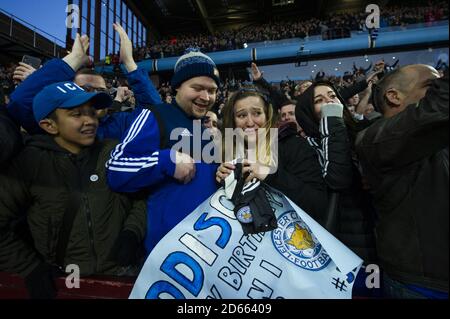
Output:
[114, 23, 162, 106]
[7, 34, 89, 134]
[318, 104, 354, 190]
[358, 69, 449, 168]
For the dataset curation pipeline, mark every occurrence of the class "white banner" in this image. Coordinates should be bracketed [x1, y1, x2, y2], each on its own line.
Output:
[130, 187, 363, 299]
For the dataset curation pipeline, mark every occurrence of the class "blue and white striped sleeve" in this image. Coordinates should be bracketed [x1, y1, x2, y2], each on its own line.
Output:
[106, 108, 176, 193]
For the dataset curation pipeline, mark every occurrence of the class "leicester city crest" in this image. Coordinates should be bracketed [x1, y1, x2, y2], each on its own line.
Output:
[272, 211, 331, 271]
[236, 205, 253, 224]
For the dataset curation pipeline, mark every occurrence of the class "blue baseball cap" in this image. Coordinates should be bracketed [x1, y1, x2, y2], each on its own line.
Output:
[33, 81, 112, 122]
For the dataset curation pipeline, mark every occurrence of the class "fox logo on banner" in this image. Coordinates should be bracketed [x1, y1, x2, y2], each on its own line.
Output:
[130, 187, 363, 299]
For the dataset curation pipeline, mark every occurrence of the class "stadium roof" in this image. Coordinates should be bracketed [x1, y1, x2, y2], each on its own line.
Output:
[127, 0, 369, 36]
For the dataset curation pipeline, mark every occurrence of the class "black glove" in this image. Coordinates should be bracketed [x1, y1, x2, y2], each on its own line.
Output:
[24, 262, 57, 299]
[109, 230, 140, 266]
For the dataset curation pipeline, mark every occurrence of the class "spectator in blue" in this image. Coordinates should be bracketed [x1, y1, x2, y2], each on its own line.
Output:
[6, 24, 161, 141]
[106, 49, 221, 254]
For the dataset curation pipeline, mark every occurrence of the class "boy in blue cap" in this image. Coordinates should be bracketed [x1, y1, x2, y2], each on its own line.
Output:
[0, 82, 146, 299]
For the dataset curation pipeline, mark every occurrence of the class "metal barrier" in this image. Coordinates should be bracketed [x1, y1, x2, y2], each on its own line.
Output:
[0, 271, 134, 299]
[97, 22, 449, 74]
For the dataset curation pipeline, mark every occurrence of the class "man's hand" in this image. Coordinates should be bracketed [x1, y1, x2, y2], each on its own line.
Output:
[114, 86, 132, 102]
[63, 33, 90, 71]
[13, 62, 36, 82]
[366, 70, 382, 85]
[173, 152, 196, 184]
[113, 23, 137, 73]
[373, 60, 385, 73]
[251, 62, 263, 81]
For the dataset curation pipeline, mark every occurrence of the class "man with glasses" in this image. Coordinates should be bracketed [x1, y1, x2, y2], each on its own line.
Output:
[74, 68, 109, 93]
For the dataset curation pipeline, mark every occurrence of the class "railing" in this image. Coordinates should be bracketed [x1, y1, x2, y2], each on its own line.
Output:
[246, 20, 449, 49]
[0, 8, 66, 58]
[0, 271, 134, 299]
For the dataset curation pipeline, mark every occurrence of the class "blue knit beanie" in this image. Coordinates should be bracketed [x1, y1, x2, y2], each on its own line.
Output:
[171, 49, 220, 89]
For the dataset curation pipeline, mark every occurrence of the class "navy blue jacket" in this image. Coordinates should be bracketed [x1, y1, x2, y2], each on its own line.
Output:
[106, 102, 218, 253]
[7, 58, 161, 140]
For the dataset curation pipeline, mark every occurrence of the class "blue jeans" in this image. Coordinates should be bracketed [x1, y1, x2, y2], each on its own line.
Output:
[383, 275, 441, 299]
[352, 266, 383, 299]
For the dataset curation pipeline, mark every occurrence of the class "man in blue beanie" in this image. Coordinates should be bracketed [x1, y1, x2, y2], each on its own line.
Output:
[106, 49, 220, 254]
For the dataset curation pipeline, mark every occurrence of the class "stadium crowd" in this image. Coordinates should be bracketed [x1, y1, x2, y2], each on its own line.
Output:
[0, 1, 448, 300]
[120, 1, 449, 60]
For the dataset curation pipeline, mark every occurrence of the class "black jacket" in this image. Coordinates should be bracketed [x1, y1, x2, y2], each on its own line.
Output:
[295, 82, 377, 263]
[0, 105, 22, 165]
[253, 77, 291, 110]
[355, 70, 449, 292]
[338, 78, 368, 101]
[265, 123, 328, 221]
[0, 136, 146, 277]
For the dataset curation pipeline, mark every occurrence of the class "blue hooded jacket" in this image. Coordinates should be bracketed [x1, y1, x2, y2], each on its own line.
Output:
[7, 58, 161, 140]
[106, 101, 219, 253]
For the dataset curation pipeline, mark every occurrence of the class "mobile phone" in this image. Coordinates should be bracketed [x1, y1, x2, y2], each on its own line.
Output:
[22, 55, 42, 69]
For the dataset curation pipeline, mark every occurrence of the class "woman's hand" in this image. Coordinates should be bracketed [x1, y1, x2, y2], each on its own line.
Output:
[217, 160, 271, 184]
[216, 162, 235, 184]
[251, 62, 263, 81]
[242, 160, 270, 183]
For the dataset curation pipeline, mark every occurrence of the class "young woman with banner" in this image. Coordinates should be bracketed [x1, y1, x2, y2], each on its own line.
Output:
[126, 85, 364, 299]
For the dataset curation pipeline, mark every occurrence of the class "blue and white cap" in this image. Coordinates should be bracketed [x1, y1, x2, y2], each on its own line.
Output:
[33, 81, 112, 122]
[171, 48, 220, 89]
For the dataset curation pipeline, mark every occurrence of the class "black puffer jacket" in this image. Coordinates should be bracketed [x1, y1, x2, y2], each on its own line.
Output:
[265, 122, 329, 221]
[295, 82, 377, 263]
[0, 105, 22, 165]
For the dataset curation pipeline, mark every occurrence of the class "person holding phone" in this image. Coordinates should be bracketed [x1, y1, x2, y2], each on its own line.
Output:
[13, 60, 39, 84]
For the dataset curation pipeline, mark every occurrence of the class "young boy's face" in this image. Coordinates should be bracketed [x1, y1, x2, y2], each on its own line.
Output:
[52, 102, 99, 154]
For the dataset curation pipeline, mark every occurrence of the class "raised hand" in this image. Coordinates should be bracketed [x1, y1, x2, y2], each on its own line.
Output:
[113, 23, 137, 72]
[366, 70, 383, 84]
[13, 62, 37, 82]
[63, 33, 90, 71]
[251, 62, 263, 81]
